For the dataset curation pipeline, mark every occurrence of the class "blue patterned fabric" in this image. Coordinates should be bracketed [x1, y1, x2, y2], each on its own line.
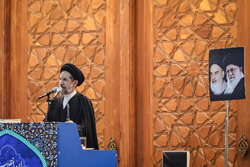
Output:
[0, 123, 58, 167]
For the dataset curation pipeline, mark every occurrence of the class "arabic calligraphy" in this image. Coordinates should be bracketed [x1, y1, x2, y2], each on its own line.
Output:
[0, 145, 25, 167]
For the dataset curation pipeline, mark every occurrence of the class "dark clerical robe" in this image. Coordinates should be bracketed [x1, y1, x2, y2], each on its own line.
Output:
[45, 93, 99, 149]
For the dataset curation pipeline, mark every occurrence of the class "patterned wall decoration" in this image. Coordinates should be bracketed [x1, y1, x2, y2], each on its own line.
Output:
[27, 0, 106, 148]
[153, 0, 238, 166]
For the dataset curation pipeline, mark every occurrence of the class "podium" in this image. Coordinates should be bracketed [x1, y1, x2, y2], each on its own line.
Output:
[0, 122, 117, 167]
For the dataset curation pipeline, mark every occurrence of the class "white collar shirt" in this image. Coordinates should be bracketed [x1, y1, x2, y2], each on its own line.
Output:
[63, 90, 77, 109]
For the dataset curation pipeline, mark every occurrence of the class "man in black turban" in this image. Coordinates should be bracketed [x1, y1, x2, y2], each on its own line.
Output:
[223, 47, 245, 100]
[209, 50, 227, 101]
[44, 63, 99, 149]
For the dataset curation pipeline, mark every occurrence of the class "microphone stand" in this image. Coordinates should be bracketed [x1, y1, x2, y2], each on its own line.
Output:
[43, 94, 56, 122]
[46, 94, 54, 105]
[37, 91, 59, 121]
[36, 94, 52, 119]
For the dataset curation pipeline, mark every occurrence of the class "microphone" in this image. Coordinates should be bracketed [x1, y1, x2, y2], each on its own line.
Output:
[53, 87, 62, 98]
[37, 87, 61, 99]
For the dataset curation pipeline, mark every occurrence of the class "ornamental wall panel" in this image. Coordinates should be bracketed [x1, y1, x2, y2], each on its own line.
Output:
[25, 0, 241, 166]
[152, 0, 238, 166]
[27, 0, 106, 149]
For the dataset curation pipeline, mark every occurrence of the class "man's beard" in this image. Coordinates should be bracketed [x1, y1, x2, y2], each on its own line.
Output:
[61, 85, 74, 95]
[224, 72, 244, 94]
[211, 80, 227, 95]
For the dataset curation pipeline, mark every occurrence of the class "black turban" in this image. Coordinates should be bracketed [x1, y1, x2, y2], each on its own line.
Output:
[210, 47, 244, 70]
[60, 63, 85, 86]
[209, 49, 224, 69]
[222, 47, 244, 68]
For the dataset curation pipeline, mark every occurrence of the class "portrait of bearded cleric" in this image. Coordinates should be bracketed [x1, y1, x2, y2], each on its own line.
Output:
[209, 47, 245, 101]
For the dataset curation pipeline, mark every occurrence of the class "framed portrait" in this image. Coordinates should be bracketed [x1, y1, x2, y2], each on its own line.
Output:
[209, 47, 245, 101]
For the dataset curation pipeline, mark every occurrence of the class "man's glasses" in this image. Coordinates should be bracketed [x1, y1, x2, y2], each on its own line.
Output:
[226, 67, 238, 74]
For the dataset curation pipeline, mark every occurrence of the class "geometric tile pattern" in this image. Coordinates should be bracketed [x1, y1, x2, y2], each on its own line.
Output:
[153, 0, 238, 166]
[27, 0, 106, 149]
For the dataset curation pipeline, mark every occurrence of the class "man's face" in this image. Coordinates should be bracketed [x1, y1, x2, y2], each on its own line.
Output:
[210, 64, 224, 85]
[226, 64, 241, 83]
[59, 71, 78, 95]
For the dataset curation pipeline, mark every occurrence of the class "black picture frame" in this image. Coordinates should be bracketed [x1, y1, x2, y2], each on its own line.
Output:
[209, 47, 245, 101]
